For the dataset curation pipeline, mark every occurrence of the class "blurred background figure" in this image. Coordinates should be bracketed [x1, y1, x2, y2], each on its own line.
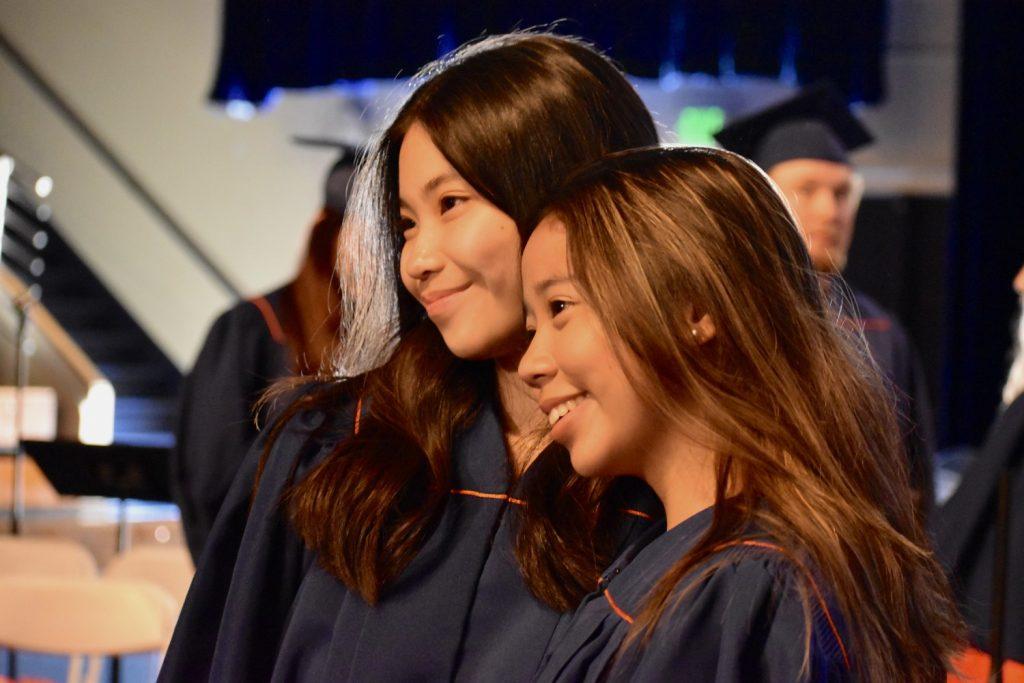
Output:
[171, 143, 357, 562]
[715, 84, 936, 520]
[933, 264, 1024, 681]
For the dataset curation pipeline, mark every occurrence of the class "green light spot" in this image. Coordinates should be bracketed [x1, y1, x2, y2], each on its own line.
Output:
[675, 106, 726, 146]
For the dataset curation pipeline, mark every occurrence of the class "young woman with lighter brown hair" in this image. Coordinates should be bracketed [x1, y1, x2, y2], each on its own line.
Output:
[520, 146, 964, 681]
[160, 33, 662, 681]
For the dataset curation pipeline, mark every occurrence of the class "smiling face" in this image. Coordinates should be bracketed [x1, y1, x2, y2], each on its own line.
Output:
[769, 158, 861, 274]
[518, 215, 673, 479]
[398, 122, 525, 360]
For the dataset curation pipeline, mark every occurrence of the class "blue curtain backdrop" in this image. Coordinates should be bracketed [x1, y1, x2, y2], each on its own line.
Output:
[943, 1, 1024, 447]
[209, 1, 888, 105]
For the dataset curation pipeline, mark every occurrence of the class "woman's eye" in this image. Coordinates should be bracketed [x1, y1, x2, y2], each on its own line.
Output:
[398, 217, 416, 238]
[440, 196, 467, 213]
[549, 300, 573, 317]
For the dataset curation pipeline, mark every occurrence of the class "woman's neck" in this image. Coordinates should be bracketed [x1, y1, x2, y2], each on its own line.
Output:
[495, 353, 546, 471]
[641, 424, 719, 530]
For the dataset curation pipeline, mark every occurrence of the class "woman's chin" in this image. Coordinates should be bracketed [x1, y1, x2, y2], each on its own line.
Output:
[443, 336, 504, 360]
[439, 325, 526, 361]
[567, 449, 611, 479]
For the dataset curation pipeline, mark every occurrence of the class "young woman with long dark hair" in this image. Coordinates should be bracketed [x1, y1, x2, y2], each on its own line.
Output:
[159, 33, 660, 681]
[519, 146, 965, 681]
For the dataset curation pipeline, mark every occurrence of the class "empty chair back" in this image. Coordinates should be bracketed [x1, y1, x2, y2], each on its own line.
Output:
[103, 544, 193, 607]
[0, 575, 174, 683]
[0, 576, 167, 654]
[0, 535, 97, 578]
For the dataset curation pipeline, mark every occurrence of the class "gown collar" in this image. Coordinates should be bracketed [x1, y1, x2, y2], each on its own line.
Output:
[600, 505, 714, 615]
[450, 398, 513, 493]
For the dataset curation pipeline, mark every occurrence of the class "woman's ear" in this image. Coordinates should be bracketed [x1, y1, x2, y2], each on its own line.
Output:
[692, 313, 716, 344]
[686, 304, 716, 345]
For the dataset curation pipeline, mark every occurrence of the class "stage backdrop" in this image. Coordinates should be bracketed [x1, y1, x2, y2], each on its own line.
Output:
[208, 0, 888, 106]
[943, 1, 1024, 448]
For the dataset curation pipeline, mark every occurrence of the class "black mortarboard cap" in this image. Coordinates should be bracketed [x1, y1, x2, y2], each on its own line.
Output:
[714, 83, 873, 171]
[293, 137, 363, 213]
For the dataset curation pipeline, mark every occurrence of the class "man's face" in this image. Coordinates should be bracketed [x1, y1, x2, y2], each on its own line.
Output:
[769, 158, 861, 274]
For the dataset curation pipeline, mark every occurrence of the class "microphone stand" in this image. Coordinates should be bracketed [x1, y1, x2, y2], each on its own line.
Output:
[1, 153, 38, 535]
[8, 289, 33, 534]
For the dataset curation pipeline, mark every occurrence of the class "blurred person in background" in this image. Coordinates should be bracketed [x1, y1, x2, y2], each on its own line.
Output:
[171, 144, 357, 562]
[934, 264, 1024, 681]
[715, 83, 936, 520]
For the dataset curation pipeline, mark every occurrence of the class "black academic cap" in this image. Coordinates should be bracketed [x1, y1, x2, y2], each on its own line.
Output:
[714, 83, 873, 171]
[293, 137, 363, 213]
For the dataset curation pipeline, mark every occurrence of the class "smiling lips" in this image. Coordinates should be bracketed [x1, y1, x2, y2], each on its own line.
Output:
[545, 394, 586, 427]
[420, 284, 470, 314]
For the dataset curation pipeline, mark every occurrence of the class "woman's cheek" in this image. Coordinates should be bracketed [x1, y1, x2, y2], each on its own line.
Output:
[398, 246, 416, 293]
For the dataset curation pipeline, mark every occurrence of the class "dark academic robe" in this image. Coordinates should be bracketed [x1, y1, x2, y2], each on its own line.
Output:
[851, 289, 936, 516]
[171, 287, 291, 562]
[159, 398, 660, 682]
[535, 507, 852, 682]
[933, 394, 1024, 667]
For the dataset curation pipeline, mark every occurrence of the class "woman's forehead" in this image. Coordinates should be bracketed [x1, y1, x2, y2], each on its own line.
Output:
[523, 218, 569, 284]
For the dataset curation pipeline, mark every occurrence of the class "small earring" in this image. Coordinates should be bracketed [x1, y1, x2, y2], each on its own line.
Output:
[690, 327, 700, 343]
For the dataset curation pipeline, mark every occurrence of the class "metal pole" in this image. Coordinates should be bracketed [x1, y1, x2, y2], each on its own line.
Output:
[117, 498, 131, 553]
[2, 154, 31, 535]
[9, 293, 31, 535]
[988, 469, 1010, 682]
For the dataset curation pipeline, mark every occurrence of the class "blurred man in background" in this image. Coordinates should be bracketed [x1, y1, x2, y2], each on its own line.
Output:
[716, 83, 936, 519]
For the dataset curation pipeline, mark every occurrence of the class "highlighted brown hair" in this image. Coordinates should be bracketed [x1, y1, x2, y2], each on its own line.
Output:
[258, 32, 659, 608]
[542, 146, 964, 680]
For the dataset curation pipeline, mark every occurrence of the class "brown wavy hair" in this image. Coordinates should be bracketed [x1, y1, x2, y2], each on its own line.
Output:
[258, 32, 659, 608]
[540, 146, 964, 680]
[276, 207, 344, 374]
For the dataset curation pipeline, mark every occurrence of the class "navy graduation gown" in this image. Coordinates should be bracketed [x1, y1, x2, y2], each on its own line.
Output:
[171, 287, 291, 561]
[851, 289, 936, 516]
[933, 394, 1024, 666]
[160, 397, 658, 681]
[535, 508, 852, 682]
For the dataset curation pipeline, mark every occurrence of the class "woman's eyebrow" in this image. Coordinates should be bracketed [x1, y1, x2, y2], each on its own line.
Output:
[534, 276, 571, 293]
[399, 171, 462, 212]
[422, 171, 462, 196]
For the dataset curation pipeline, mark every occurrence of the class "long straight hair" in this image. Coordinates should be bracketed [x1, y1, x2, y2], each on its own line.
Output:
[259, 32, 659, 608]
[542, 146, 964, 680]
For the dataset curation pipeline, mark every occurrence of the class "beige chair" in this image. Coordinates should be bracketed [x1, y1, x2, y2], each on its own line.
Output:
[0, 576, 175, 683]
[102, 544, 194, 608]
[0, 535, 97, 579]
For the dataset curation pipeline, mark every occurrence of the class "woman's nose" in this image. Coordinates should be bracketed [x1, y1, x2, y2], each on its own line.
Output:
[518, 328, 557, 388]
[404, 225, 445, 280]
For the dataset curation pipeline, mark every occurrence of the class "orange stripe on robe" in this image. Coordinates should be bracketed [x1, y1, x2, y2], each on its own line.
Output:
[948, 647, 1024, 683]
